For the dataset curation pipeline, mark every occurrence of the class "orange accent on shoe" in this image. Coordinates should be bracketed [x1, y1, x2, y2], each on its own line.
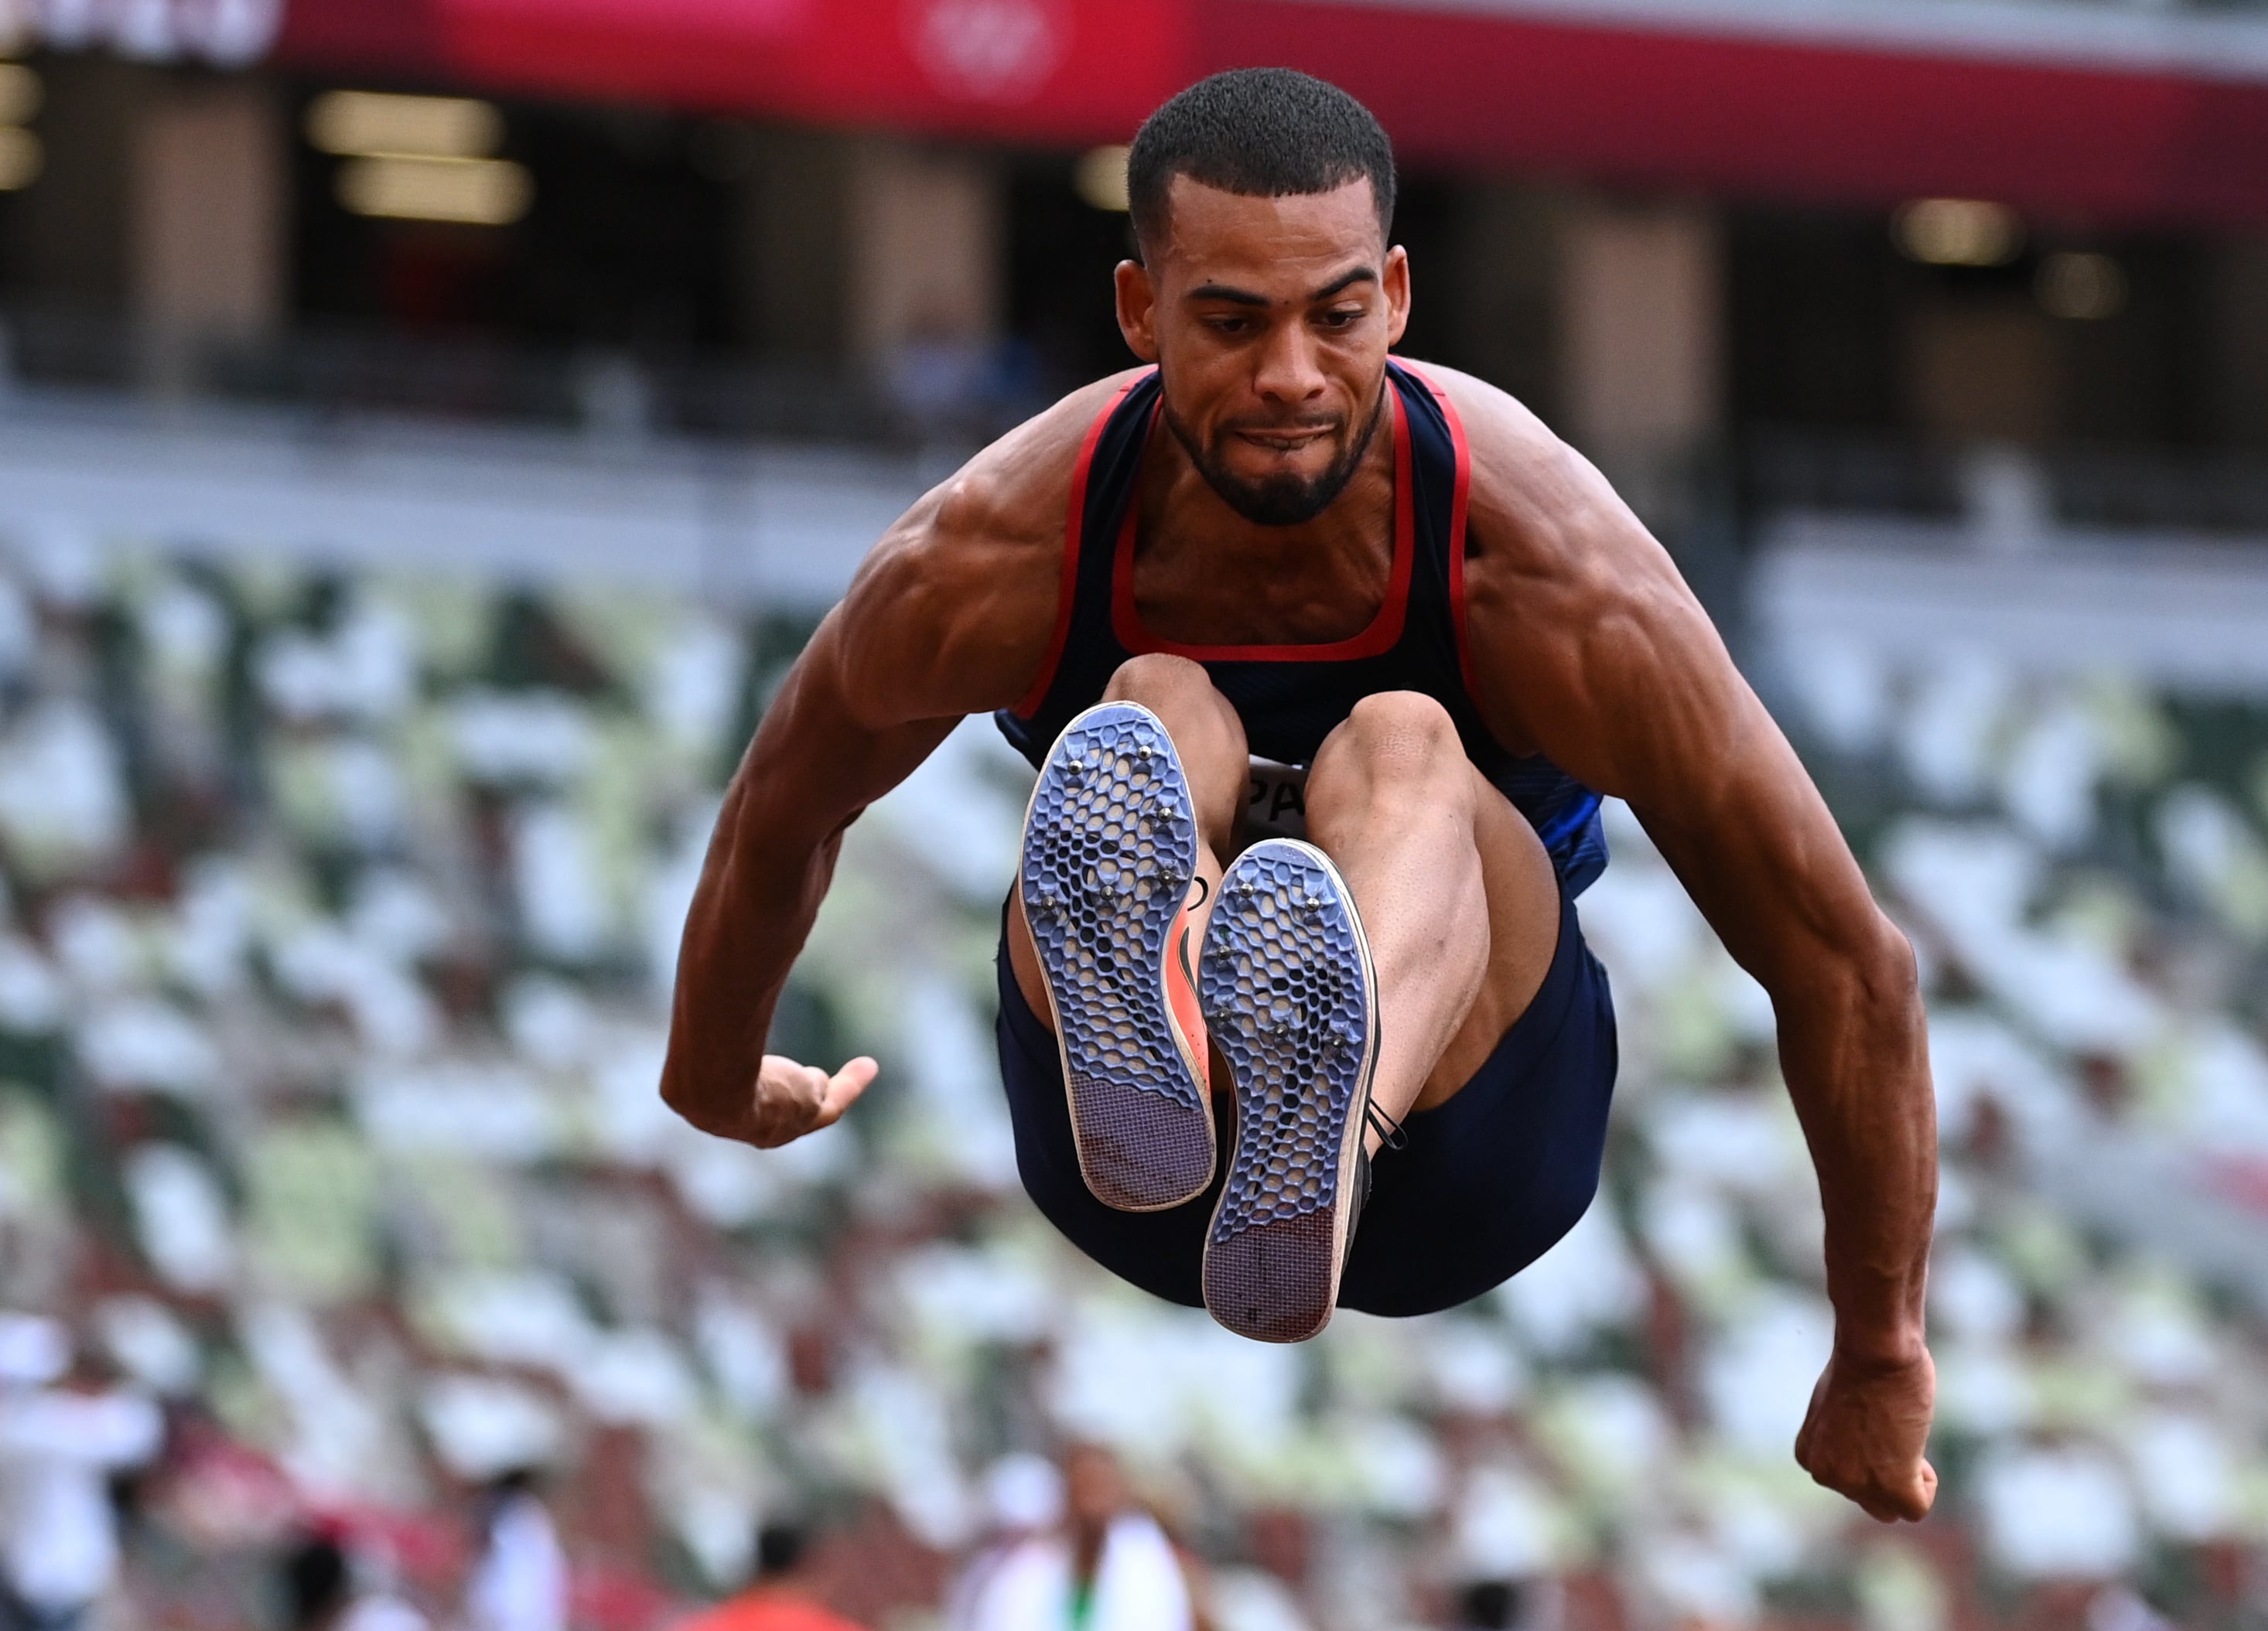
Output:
[1164, 889, 1212, 1097]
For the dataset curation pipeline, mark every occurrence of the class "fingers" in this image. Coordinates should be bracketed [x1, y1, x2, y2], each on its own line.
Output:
[1794, 1352, 1938, 1524]
[1793, 1372, 1827, 1468]
[1793, 1406, 1935, 1521]
[749, 1054, 876, 1145]
[1898, 1458, 1939, 1520]
[811, 1056, 879, 1129]
[1801, 1452, 1938, 1523]
[1856, 1463, 1935, 1523]
[748, 1058, 830, 1147]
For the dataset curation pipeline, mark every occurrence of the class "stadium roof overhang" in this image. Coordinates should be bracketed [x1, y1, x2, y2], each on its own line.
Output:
[251, 0, 2268, 227]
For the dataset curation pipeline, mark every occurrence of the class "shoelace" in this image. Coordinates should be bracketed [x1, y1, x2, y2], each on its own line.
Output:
[1346, 1100, 1404, 1271]
[1364, 1098, 1409, 1152]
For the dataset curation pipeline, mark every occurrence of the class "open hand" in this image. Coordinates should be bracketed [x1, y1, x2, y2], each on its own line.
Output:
[1795, 1343, 1938, 1521]
[737, 1054, 877, 1148]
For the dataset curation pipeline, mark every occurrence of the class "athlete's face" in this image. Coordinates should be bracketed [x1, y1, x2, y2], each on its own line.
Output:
[1115, 176, 1409, 527]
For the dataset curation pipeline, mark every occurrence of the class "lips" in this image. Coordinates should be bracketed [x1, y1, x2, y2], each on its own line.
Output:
[1231, 426, 1335, 452]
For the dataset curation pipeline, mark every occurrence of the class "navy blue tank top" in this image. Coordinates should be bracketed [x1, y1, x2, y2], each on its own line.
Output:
[995, 362, 1607, 896]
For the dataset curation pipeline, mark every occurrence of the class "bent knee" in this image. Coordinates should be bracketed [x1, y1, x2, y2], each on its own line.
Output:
[1104, 652, 1214, 708]
[1319, 691, 1467, 790]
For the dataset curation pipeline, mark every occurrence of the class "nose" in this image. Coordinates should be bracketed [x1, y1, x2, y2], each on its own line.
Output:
[1251, 320, 1327, 408]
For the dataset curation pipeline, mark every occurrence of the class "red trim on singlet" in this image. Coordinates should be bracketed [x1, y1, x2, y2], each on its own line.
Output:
[1111, 386, 1416, 663]
[1402, 363, 1477, 693]
[1011, 374, 1147, 718]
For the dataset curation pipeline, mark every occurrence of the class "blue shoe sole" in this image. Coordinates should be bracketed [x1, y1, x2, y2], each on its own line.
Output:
[1199, 839, 1377, 1343]
[1020, 702, 1215, 1212]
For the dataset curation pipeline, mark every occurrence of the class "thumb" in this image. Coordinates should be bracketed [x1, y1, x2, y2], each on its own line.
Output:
[812, 1056, 878, 1128]
[1875, 1456, 1938, 1524]
[1904, 1457, 1939, 1519]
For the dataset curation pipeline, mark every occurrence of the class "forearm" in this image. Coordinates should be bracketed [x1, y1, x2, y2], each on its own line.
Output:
[660, 778, 848, 1136]
[1621, 722, 1938, 1360]
[1774, 928, 1936, 1361]
[658, 629, 961, 1137]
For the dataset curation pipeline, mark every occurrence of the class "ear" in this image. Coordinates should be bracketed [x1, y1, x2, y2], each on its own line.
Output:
[1383, 244, 1411, 350]
[1115, 259, 1160, 363]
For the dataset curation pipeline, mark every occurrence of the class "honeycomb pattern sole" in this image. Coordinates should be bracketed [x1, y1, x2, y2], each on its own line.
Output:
[1020, 702, 1214, 1212]
[1199, 839, 1376, 1343]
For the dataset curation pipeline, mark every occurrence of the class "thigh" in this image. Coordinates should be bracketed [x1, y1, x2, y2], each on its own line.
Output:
[1413, 764, 1562, 1109]
[1341, 889, 1619, 1316]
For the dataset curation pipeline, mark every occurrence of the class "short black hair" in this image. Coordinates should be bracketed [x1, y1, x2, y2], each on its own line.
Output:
[281, 1535, 351, 1631]
[1457, 1579, 1523, 1630]
[1127, 69, 1395, 258]
[755, 1521, 809, 1579]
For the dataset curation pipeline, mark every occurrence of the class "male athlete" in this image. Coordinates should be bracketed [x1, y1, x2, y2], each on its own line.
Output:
[663, 70, 1938, 1521]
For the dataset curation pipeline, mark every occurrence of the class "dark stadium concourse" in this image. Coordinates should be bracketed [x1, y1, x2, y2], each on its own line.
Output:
[291, 92, 742, 352]
[1729, 206, 2268, 535]
[9, 52, 2264, 498]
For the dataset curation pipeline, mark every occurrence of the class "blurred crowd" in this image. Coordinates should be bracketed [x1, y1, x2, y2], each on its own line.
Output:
[0, 524, 2266, 1629]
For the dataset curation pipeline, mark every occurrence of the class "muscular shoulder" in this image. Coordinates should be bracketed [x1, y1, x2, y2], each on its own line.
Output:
[832, 370, 1146, 725]
[1412, 363, 1658, 601]
[1411, 363, 1709, 752]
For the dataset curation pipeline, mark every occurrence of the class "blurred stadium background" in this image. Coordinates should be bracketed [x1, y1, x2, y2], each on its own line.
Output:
[3, 0, 2268, 1627]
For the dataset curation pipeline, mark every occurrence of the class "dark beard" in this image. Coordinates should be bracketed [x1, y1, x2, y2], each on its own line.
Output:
[1163, 383, 1388, 527]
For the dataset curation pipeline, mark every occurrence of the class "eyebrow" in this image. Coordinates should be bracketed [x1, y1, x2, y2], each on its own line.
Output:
[1187, 266, 1381, 309]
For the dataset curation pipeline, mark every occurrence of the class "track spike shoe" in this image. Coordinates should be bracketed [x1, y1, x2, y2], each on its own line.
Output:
[1198, 839, 1381, 1343]
[1019, 702, 1215, 1212]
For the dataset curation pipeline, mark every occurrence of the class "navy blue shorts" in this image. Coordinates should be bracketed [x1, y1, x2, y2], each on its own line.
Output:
[993, 887, 1618, 1318]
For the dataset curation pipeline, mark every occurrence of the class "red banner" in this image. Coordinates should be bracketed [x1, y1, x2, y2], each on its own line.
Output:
[1209, 0, 2268, 229]
[270, 0, 2268, 226]
[280, 0, 1190, 145]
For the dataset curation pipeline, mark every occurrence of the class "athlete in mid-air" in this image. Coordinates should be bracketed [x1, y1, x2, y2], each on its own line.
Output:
[663, 70, 1938, 1520]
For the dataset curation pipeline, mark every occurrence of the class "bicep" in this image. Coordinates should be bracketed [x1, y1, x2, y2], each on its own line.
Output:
[723, 374, 1104, 840]
[730, 609, 962, 852]
[733, 510, 1053, 841]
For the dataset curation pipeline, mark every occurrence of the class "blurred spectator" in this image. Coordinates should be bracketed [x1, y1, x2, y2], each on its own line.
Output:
[463, 1470, 566, 1631]
[0, 1340, 161, 1631]
[2, 523, 2266, 1628]
[883, 316, 990, 435]
[947, 1456, 1064, 1630]
[282, 1534, 354, 1631]
[957, 1445, 1192, 1631]
[2079, 1583, 2176, 1631]
[1449, 1578, 1559, 1631]
[279, 1531, 432, 1631]
[676, 1520, 863, 1631]
[880, 314, 1043, 438]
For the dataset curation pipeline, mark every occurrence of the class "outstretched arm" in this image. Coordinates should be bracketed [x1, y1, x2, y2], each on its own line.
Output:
[658, 608, 955, 1148]
[660, 380, 1119, 1147]
[1445, 370, 1937, 1521]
